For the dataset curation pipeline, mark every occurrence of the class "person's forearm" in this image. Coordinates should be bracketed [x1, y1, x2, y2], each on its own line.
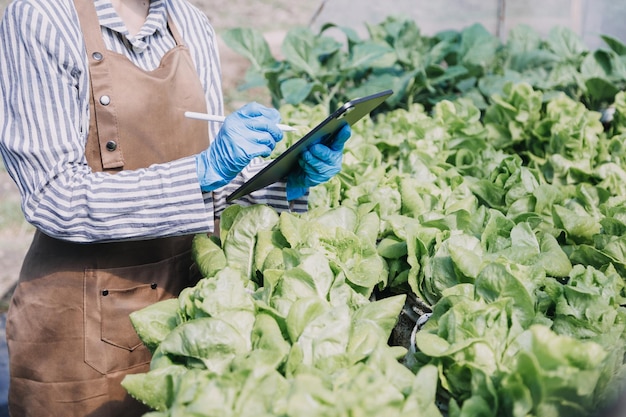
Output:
[10, 155, 213, 243]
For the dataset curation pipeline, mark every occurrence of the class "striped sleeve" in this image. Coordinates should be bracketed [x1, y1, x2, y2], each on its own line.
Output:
[0, 0, 211, 243]
[212, 157, 309, 216]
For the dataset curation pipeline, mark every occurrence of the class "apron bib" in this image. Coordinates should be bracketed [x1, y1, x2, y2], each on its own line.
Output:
[6, 1, 210, 416]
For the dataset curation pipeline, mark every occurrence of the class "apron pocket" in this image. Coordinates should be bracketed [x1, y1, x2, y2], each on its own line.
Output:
[84, 251, 192, 374]
[100, 283, 158, 350]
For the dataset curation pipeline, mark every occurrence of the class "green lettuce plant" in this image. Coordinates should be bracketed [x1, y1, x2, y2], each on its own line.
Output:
[222, 17, 626, 114]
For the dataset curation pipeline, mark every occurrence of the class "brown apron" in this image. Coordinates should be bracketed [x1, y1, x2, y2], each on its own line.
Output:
[6, 1, 210, 416]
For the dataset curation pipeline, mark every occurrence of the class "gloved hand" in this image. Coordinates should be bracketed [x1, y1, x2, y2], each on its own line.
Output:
[196, 102, 284, 192]
[286, 123, 351, 200]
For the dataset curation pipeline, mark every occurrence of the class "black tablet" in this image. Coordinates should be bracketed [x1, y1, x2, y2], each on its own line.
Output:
[226, 89, 393, 202]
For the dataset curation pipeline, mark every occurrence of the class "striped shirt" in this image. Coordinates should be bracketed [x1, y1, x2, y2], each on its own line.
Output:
[0, 0, 307, 243]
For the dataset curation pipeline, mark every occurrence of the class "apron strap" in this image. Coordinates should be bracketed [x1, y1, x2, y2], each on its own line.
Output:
[167, 13, 186, 46]
[74, 0, 125, 169]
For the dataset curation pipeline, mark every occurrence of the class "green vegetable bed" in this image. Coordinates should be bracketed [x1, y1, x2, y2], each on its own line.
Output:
[124, 19, 626, 417]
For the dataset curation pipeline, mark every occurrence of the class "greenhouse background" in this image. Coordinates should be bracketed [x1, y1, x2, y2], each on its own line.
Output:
[310, 0, 625, 50]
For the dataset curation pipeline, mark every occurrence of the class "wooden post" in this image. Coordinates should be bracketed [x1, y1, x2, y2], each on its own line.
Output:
[309, 0, 329, 27]
[496, 0, 506, 41]
[571, 0, 583, 37]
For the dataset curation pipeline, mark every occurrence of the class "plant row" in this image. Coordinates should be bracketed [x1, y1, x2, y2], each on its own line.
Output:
[222, 16, 626, 117]
[123, 83, 626, 416]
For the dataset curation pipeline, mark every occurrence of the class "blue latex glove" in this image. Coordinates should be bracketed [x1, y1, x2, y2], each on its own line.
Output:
[286, 123, 351, 200]
[196, 102, 283, 192]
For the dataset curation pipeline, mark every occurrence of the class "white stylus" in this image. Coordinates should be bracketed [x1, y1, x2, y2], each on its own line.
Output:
[184, 111, 298, 132]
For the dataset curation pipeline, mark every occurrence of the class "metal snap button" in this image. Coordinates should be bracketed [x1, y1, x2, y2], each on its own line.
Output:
[105, 141, 117, 151]
[150, 283, 157, 289]
[99, 95, 111, 106]
[102, 289, 109, 296]
[92, 52, 103, 61]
